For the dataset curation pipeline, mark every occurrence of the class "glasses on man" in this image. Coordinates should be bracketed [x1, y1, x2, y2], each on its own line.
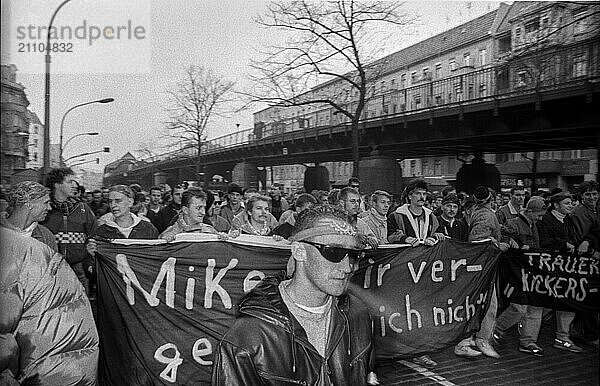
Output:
[301, 241, 365, 264]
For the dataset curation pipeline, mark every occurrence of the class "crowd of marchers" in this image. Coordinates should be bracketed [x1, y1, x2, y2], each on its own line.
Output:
[0, 167, 598, 385]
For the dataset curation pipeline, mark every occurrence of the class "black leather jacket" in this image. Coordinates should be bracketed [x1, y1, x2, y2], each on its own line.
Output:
[212, 275, 374, 385]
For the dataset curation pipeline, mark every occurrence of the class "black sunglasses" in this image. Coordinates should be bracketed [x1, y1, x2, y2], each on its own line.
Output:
[301, 241, 365, 264]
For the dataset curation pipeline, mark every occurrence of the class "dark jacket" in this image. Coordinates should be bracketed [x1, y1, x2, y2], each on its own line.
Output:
[537, 212, 575, 252]
[93, 214, 158, 240]
[41, 199, 97, 265]
[501, 213, 540, 248]
[212, 276, 374, 385]
[436, 215, 469, 241]
[152, 203, 181, 233]
[571, 203, 599, 251]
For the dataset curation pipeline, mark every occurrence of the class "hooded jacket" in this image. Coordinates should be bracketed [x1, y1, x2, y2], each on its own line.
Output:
[212, 275, 374, 385]
[94, 212, 158, 240]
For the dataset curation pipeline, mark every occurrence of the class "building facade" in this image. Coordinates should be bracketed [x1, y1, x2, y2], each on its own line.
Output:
[25, 110, 44, 170]
[1, 64, 30, 186]
[253, 2, 599, 192]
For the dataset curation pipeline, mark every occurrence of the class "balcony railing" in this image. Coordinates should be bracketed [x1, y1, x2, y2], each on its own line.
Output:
[134, 39, 598, 168]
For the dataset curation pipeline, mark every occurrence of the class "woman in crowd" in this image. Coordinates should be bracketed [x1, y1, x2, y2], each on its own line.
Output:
[230, 195, 282, 240]
[537, 192, 584, 353]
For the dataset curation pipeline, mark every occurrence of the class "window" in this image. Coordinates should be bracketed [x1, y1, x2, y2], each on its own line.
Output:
[434, 159, 442, 175]
[479, 83, 487, 95]
[541, 12, 550, 29]
[479, 49, 487, 66]
[573, 10, 587, 34]
[572, 55, 587, 77]
[391, 79, 396, 89]
[463, 52, 471, 67]
[400, 74, 406, 88]
[449, 58, 456, 71]
[525, 19, 540, 33]
[571, 150, 582, 159]
[435, 63, 442, 78]
[414, 93, 421, 108]
[516, 70, 528, 87]
[411, 71, 417, 83]
[381, 81, 386, 93]
[410, 160, 417, 176]
[515, 27, 522, 43]
[422, 159, 429, 176]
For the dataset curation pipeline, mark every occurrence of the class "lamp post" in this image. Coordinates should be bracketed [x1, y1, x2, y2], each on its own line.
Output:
[62, 132, 99, 163]
[59, 98, 114, 165]
[63, 147, 110, 164]
[43, 0, 74, 178]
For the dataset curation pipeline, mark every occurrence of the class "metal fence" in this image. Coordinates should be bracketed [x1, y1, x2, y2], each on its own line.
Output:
[138, 39, 599, 165]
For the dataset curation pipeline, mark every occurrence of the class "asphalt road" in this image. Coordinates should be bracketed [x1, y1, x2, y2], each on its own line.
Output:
[376, 318, 599, 385]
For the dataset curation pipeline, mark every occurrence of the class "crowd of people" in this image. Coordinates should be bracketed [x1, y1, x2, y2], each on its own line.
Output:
[0, 166, 598, 384]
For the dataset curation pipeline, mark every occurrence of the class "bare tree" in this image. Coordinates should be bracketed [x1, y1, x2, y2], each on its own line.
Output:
[164, 65, 235, 180]
[248, 0, 415, 176]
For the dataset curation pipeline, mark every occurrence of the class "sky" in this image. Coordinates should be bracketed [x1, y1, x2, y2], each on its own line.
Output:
[2, 0, 499, 172]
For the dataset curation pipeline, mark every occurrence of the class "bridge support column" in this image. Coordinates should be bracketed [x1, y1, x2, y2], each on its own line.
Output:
[358, 156, 402, 194]
[153, 172, 168, 186]
[232, 161, 259, 190]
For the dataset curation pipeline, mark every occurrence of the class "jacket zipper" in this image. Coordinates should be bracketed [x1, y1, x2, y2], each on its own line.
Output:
[257, 370, 308, 385]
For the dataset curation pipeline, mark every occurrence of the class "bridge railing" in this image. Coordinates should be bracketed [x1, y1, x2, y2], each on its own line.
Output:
[137, 39, 598, 166]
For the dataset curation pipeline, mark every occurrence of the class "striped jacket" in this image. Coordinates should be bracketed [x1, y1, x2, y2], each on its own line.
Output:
[41, 200, 97, 265]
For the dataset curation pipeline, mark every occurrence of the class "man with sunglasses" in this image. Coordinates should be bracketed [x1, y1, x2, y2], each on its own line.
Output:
[213, 205, 377, 385]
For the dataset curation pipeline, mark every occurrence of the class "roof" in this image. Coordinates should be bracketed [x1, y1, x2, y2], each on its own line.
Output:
[373, 7, 500, 76]
[312, 6, 503, 91]
[26, 110, 42, 125]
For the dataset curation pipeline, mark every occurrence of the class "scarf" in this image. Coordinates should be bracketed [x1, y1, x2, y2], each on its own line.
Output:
[551, 210, 566, 223]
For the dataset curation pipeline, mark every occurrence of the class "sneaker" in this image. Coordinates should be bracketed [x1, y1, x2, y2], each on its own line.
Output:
[411, 355, 438, 368]
[454, 343, 483, 357]
[475, 338, 501, 358]
[553, 339, 583, 353]
[519, 343, 544, 357]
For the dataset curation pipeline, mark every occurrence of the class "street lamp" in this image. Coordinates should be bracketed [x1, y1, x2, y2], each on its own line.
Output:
[64, 147, 110, 163]
[43, 0, 74, 178]
[62, 132, 99, 158]
[59, 98, 114, 164]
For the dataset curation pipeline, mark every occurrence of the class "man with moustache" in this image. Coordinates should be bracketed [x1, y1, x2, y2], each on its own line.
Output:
[212, 205, 376, 385]
[387, 178, 444, 247]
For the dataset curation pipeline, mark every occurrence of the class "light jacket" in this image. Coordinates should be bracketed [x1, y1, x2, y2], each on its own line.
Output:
[387, 204, 439, 243]
[0, 227, 99, 385]
[212, 275, 374, 385]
